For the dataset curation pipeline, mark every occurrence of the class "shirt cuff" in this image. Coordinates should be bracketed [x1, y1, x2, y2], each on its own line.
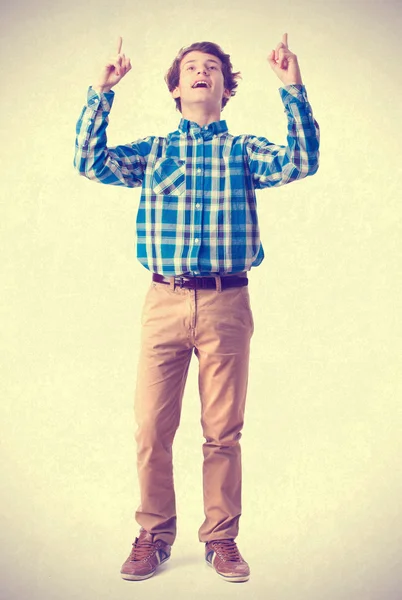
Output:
[279, 84, 309, 105]
[87, 85, 115, 109]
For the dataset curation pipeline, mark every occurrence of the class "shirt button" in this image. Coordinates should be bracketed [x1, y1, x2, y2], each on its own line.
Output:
[196, 203, 201, 208]
[195, 238, 199, 243]
[196, 168, 202, 174]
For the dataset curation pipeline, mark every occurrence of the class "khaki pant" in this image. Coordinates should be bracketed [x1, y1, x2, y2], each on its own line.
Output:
[133, 276, 254, 545]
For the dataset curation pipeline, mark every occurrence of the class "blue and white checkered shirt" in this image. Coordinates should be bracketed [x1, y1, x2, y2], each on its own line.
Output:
[74, 84, 320, 276]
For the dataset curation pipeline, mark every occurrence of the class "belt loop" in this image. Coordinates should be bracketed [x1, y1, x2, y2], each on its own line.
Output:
[214, 275, 222, 293]
[169, 276, 176, 291]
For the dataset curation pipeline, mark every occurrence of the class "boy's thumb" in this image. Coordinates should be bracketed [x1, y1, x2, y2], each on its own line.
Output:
[267, 50, 277, 68]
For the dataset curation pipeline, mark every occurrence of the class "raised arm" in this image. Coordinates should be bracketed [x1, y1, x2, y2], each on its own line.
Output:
[74, 37, 152, 188]
[246, 33, 320, 188]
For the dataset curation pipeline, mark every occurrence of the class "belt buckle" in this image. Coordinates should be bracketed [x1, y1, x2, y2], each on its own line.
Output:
[178, 276, 185, 289]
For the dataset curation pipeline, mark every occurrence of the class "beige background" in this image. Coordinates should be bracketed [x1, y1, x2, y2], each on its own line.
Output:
[1, 0, 401, 598]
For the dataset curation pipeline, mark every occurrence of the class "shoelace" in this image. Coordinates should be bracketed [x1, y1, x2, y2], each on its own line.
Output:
[129, 537, 157, 561]
[211, 540, 242, 562]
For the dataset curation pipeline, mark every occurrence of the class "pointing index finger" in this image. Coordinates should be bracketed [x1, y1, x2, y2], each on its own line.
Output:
[282, 33, 288, 48]
[117, 36, 123, 54]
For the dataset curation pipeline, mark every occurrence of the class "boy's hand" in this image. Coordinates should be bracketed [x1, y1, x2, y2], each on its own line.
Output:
[267, 33, 303, 86]
[94, 36, 132, 92]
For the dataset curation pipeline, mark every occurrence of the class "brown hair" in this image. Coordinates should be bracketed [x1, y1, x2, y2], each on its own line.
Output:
[165, 41, 242, 113]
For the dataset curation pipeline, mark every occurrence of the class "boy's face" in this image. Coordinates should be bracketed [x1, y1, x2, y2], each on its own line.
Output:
[172, 51, 231, 113]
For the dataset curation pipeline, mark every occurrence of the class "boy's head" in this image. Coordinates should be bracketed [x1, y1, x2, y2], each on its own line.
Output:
[165, 41, 241, 114]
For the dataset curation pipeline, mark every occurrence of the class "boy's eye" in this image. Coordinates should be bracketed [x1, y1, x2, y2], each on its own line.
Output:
[186, 64, 217, 71]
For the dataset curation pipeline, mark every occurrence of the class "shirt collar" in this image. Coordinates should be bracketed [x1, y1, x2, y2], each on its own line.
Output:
[178, 118, 228, 136]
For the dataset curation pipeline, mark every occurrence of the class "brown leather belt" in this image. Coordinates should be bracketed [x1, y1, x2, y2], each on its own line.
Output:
[152, 273, 248, 290]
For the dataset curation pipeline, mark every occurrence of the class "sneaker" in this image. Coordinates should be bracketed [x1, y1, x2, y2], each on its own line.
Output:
[205, 539, 250, 583]
[120, 528, 171, 581]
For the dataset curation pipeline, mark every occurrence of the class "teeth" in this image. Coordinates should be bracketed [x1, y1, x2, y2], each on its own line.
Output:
[193, 81, 208, 88]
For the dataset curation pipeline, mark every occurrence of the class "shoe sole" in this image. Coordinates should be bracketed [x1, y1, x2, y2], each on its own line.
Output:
[121, 555, 171, 581]
[205, 558, 250, 583]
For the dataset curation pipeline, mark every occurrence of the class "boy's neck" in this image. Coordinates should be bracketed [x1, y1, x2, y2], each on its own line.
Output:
[180, 106, 222, 128]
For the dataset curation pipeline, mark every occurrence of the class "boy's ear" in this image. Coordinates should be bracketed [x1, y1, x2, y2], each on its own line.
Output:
[172, 87, 180, 99]
[223, 88, 231, 100]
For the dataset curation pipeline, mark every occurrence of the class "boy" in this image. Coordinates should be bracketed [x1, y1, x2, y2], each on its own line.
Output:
[74, 34, 320, 583]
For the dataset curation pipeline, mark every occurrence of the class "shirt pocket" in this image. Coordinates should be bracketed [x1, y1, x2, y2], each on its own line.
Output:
[152, 158, 186, 196]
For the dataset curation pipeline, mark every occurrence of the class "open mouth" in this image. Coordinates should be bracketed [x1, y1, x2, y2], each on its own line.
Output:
[192, 81, 209, 89]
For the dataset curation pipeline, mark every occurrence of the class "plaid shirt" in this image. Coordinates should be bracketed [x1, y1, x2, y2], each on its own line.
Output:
[74, 84, 320, 276]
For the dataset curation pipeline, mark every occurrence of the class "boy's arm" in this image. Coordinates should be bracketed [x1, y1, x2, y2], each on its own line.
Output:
[246, 83, 320, 189]
[246, 32, 319, 188]
[74, 86, 153, 187]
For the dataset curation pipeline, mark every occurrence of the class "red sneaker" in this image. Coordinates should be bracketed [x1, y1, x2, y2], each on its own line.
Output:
[205, 539, 250, 583]
[120, 528, 171, 581]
